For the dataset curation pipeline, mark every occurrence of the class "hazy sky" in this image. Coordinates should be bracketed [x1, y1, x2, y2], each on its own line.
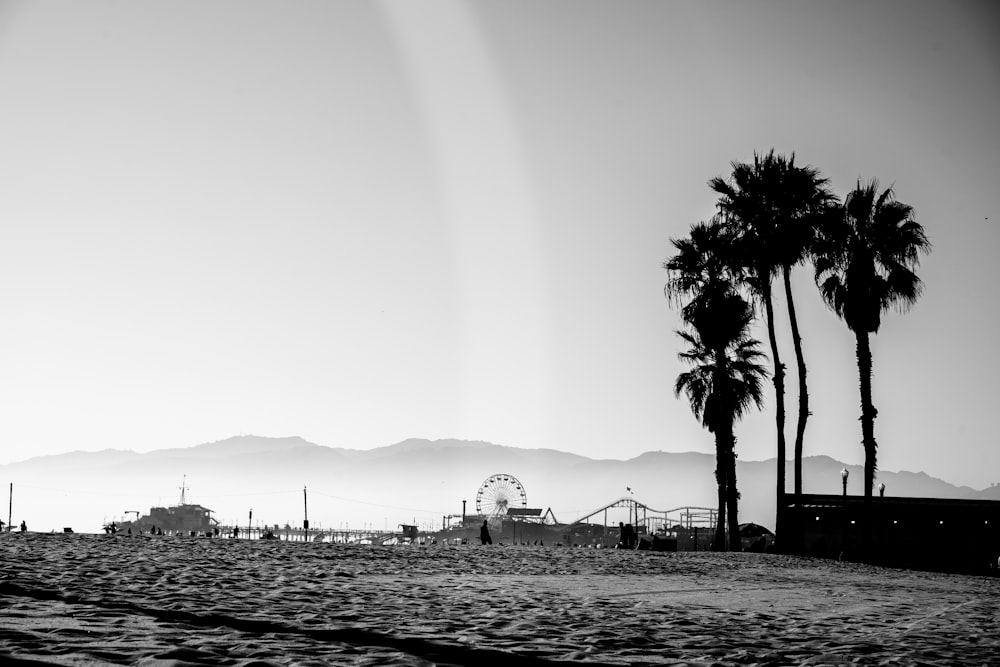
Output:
[1, 1, 998, 490]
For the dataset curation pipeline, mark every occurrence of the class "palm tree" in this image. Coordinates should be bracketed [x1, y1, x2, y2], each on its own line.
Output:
[674, 293, 768, 551]
[665, 219, 768, 550]
[664, 219, 734, 549]
[774, 158, 833, 498]
[710, 152, 789, 523]
[673, 329, 729, 551]
[711, 151, 833, 503]
[813, 180, 930, 516]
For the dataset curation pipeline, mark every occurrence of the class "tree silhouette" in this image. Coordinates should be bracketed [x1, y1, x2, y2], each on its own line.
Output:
[813, 180, 930, 552]
[665, 219, 768, 550]
[711, 150, 833, 513]
[674, 297, 768, 551]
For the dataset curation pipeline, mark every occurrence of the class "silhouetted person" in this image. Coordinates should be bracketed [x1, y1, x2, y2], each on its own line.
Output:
[625, 523, 636, 549]
[480, 520, 492, 545]
[20, 520, 27, 532]
[618, 522, 637, 549]
[233, 526, 240, 539]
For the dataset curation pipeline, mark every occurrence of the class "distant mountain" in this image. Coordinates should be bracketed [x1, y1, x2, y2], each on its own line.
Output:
[1, 435, 993, 534]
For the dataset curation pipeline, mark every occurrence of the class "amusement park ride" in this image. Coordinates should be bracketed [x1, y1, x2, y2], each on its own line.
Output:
[477, 473, 527, 517]
[474, 473, 552, 525]
[434, 472, 719, 549]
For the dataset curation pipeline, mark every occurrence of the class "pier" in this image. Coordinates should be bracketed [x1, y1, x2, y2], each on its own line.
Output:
[217, 524, 417, 545]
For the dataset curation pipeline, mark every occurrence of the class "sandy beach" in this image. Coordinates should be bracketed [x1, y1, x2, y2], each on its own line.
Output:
[1, 534, 998, 666]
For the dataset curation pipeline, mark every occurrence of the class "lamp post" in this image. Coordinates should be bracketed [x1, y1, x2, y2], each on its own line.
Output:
[840, 469, 848, 560]
[303, 486, 309, 543]
[627, 486, 634, 525]
[877, 481, 886, 564]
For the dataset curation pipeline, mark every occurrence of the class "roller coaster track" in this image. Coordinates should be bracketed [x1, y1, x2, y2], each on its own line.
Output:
[567, 497, 716, 529]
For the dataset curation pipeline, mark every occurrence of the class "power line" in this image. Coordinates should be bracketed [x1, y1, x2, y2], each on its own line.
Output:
[309, 489, 446, 515]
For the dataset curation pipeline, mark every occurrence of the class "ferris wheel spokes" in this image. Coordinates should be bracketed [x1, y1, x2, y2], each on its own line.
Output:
[476, 473, 527, 518]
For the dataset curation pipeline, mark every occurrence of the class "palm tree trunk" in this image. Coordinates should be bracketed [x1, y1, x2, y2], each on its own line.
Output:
[855, 329, 877, 559]
[782, 266, 809, 497]
[761, 285, 787, 548]
[712, 343, 730, 552]
[714, 455, 727, 551]
[725, 431, 741, 551]
[854, 329, 878, 498]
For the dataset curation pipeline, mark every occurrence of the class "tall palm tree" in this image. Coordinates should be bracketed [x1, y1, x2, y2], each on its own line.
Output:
[674, 293, 768, 551]
[673, 329, 729, 551]
[711, 151, 832, 510]
[664, 219, 734, 549]
[665, 219, 768, 550]
[774, 158, 833, 498]
[813, 180, 931, 509]
[710, 152, 788, 521]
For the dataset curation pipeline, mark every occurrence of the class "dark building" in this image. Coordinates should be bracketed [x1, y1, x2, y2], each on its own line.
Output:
[781, 493, 1000, 575]
[119, 503, 218, 536]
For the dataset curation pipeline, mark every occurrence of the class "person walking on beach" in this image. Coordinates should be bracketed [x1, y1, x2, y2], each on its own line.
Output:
[20, 520, 27, 533]
[618, 522, 635, 549]
[617, 522, 637, 549]
[480, 520, 492, 545]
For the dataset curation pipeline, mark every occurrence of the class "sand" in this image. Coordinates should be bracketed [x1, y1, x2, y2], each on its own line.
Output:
[1, 534, 998, 666]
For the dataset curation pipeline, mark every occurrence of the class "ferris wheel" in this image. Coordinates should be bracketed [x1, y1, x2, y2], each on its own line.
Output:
[476, 473, 527, 518]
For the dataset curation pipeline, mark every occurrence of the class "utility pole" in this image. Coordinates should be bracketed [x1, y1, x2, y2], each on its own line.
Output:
[303, 486, 309, 542]
[7, 483, 11, 533]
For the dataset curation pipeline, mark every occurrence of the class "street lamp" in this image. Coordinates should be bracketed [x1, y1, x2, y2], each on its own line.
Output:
[876, 481, 887, 564]
[840, 469, 849, 560]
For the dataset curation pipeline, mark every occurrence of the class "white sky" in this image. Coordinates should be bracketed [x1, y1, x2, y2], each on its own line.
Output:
[1, 0, 998, 489]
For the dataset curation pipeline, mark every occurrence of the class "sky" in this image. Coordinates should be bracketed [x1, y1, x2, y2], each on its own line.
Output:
[0, 0, 998, 491]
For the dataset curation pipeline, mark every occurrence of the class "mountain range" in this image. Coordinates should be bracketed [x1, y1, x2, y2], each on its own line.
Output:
[3, 436, 997, 534]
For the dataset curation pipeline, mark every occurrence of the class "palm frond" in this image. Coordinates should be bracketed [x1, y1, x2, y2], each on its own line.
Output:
[812, 179, 929, 333]
[673, 295, 767, 433]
